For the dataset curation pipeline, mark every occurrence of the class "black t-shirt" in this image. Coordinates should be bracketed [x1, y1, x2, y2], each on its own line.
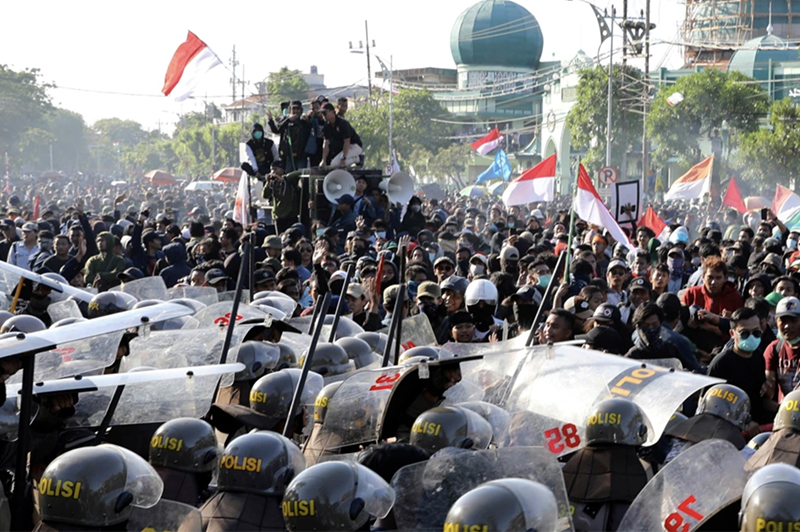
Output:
[323, 116, 362, 156]
[708, 346, 769, 424]
[352, 310, 383, 332]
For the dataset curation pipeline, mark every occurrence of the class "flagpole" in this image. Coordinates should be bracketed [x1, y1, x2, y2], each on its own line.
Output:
[564, 182, 579, 283]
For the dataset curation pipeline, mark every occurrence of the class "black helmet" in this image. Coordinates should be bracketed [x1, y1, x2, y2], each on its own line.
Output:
[774, 389, 800, 432]
[149, 418, 220, 474]
[299, 343, 353, 377]
[665, 412, 688, 433]
[398, 346, 444, 365]
[233, 341, 280, 382]
[355, 332, 387, 354]
[277, 343, 298, 369]
[335, 337, 378, 369]
[282, 462, 395, 531]
[314, 382, 343, 425]
[0, 315, 45, 334]
[87, 291, 136, 319]
[37, 444, 163, 527]
[584, 398, 649, 446]
[698, 384, 751, 430]
[409, 406, 493, 453]
[217, 431, 305, 496]
[444, 479, 558, 532]
[739, 463, 800, 530]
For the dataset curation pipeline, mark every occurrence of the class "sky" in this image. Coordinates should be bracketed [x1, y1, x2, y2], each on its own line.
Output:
[1, 0, 684, 134]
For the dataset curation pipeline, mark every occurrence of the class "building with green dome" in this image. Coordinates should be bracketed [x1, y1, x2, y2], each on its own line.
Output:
[727, 31, 800, 100]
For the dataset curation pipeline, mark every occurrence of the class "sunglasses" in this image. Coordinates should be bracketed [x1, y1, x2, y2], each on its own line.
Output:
[436, 265, 454, 272]
[299, 247, 313, 253]
[738, 329, 763, 339]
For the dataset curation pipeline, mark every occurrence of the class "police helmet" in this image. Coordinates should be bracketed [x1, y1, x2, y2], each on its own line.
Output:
[335, 337, 378, 369]
[251, 369, 322, 421]
[41, 272, 68, 286]
[233, 341, 280, 382]
[444, 479, 558, 532]
[739, 463, 800, 531]
[87, 291, 136, 319]
[584, 397, 649, 446]
[355, 332, 388, 354]
[0, 315, 46, 334]
[169, 298, 207, 314]
[314, 382, 343, 425]
[665, 412, 688, 434]
[132, 299, 165, 309]
[774, 390, 800, 432]
[277, 343, 298, 369]
[409, 406, 493, 453]
[698, 384, 752, 430]
[149, 418, 220, 474]
[217, 431, 305, 496]
[0, 311, 12, 330]
[398, 346, 443, 365]
[283, 461, 395, 531]
[50, 317, 88, 328]
[38, 444, 162, 527]
[299, 343, 354, 377]
[465, 279, 498, 307]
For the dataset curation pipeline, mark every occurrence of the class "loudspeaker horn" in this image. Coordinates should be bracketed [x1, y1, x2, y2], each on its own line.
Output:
[379, 171, 415, 205]
[323, 170, 356, 204]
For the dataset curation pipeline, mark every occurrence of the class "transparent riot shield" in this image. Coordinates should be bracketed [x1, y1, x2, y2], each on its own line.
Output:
[217, 290, 250, 304]
[456, 401, 512, 446]
[167, 286, 218, 306]
[117, 276, 169, 301]
[440, 379, 486, 406]
[6, 330, 125, 384]
[392, 447, 574, 531]
[47, 299, 83, 323]
[191, 302, 267, 329]
[121, 329, 223, 372]
[287, 315, 365, 341]
[397, 314, 437, 350]
[457, 345, 543, 407]
[126, 498, 202, 532]
[617, 439, 748, 532]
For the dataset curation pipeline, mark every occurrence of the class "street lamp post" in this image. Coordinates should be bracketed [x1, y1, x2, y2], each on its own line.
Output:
[349, 21, 376, 100]
[606, 6, 615, 168]
[49, 141, 54, 172]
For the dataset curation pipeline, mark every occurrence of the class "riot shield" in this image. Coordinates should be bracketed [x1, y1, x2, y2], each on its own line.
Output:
[398, 314, 438, 350]
[440, 379, 486, 406]
[288, 315, 364, 341]
[0, 260, 93, 302]
[121, 329, 224, 371]
[167, 286, 218, 305]
[191, 302, 267, 329]
[456, 401, 512, 446]
[116, 276, 169, 302]
[392, 447, 573, 531]
[457, 346, 542, 407]
[126, 498, 202, 532]
[217, 290, 250, 304]
[46, 299, 83, 323]
[617, 439, 748, 532]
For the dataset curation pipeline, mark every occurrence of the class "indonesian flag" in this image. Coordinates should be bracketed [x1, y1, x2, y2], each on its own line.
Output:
[33, 196, 40, 220]
[233, 168, 251, 226]
[162, 32, 222, 102]
[722, 177, 746, 214]
[664, 155, 713, 201]
[575, 164, 632, 248]
[641, 205, 669, 241]
[501, 154, 556, 206]
[773, 185, 800, 230]
[471, 127, 503, 156]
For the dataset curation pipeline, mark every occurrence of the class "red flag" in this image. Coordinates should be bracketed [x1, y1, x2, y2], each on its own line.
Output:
[641, 206, 667, 238]
[33, 196, 40, 220]
[501, 154, 556, 206]
[721, 177, 746, 214]
[470, 127, 503, 156]
[574, 165, 632, 248]
[162, 32, 222, 102]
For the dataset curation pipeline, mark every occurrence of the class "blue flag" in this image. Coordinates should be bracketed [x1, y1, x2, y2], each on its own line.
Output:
[476, 149, 511, 184]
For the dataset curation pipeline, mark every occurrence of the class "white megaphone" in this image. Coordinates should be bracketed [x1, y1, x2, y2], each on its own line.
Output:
[323, 170, 356, 203]
[379, 171, 414, 205]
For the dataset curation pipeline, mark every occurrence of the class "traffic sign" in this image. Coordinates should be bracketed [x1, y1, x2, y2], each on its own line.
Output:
[599, 166, 618, 186]
[384, 164, 394, 176]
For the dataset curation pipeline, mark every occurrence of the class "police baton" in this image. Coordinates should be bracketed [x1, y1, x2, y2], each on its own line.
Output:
[525, 250, 567, 347]
[283, 291, 331, 438]
[327, 263, 355, 342]
[393, 245, 407, 365]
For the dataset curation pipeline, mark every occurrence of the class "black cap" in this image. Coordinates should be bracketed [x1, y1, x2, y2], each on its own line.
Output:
[253, 269, 275, 285]
[205, 268, 230, 285]
[585, 326, 624, 354]
[117, 267, 144, 282]
[252, 123, 264, 132]
[449, 310, 475, 326]
[291, 100, 303, 108]
[629, 277, 652, 292]
[320, 102, 335, 113]
[512, 286, 538, 302]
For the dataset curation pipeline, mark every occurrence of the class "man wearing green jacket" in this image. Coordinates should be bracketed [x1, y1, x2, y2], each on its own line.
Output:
[84, 232, 126, 291]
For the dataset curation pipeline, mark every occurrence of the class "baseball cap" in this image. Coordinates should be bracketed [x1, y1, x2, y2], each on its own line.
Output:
[337, 194, 355, 206]
[764, 253, 783, 270]
[590, 303, 621, 324]
[417, 281, 442, 300]
[117, 267, 144, 282]
[0, 219, 14, 229]
[500, 246, 520, 261]
[511, 286, 538, 302]
[320, 102, 335, 113]
[777, 296, 800, 317]
[629, 277, 652, 292]
[205, 268, 230, 285]
[263, 236, 283, 250]
[564, 296, 593, 319]
[253, 269, 275, 285]
[440, 275, 469, 295]
[434, 256, 455, 269]
[346, 283, 365, 299]
[608, 259, 628, 272]
[766, 291, 785, 307]
[21, 222, 39, 233]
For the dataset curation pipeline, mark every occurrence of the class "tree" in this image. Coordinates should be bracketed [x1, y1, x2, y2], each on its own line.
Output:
[426, 143, 474, 187]
[0, 65, 53, 169]
[647, 69, 769, 167]
[566, 64, 644, 173]
[266, 67, 310, 111]
[737, 98, 800, 187]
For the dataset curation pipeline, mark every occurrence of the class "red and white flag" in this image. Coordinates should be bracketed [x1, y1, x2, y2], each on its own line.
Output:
[501, 154, 556, 206]
[233, 170, 251, 226]
[162, 31, 222, 102]
[664, 155, 713, 201]
[721, 177, 746, 214]
[640, 205, 669, 241]
[575, 164, 632, 248]
[470, 127, 503, 156]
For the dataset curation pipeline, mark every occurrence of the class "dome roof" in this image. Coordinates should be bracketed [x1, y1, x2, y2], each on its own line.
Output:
[728, 34, 799, 80]
[450, 0, 544, 70]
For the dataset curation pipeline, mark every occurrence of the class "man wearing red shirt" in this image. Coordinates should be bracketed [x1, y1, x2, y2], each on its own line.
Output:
[681, 257, 744, 315]
[765, 296, 800, 401]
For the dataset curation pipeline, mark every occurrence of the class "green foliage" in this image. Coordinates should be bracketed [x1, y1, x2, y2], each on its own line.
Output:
[0, 65, 54, 170]
[566, 64, 644, 173]
[737, 98, 800, 186]
[266, 67, 310, 111]
[647, 69, 769, 166]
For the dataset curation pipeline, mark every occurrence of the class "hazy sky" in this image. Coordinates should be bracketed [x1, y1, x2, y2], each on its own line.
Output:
[1, 0, 684, 133]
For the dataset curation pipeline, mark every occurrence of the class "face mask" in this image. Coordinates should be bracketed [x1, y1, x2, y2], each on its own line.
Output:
[639, 326, 662, 346]
[667, 257, 684, 271]
[353, 247, 367, 258]
[316, 228, 325, 236]
[789, 238, 798, 250]
[691, 257, 701, 268]
[737, 332, 762, 353]
[538, 274, 552, 288]
[410, 205, 421, 213]
[779, 330, 800, 346]
[470, 264, 485, 276]
[253, 131, 263, 140]
[429, 252, 436, 263]
[757, 231, 770, 239]
[407, 281, 419, 299]
[418, 301, 439, 319]
[508, 222, 515, 229]
[773, 226, 782, 238]
[376, 231, 386, 239]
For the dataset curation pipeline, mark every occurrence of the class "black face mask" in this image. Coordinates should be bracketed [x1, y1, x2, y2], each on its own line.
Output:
[353, 247, 367, 258]
[496, 303, 514, 321]
[514, 302, 537, 330]
[468, 304, 495, 330]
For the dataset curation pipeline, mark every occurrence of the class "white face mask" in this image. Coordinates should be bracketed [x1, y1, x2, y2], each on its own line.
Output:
[470, 264, 485, 276]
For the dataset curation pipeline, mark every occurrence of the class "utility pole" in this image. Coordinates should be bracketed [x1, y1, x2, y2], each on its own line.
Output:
[240, 65, 246, 137]
[642, 0, 651, 192]
[365, 21, 373, 100]
[606, 5, 615, 168]
[49, 141, 54, 172]
[389, 55, 394, 166]
[230, 45, 238, 107]
[621, 0, 628, 179]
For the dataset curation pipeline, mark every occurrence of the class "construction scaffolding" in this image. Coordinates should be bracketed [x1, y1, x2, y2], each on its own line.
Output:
[683, 0, 800, 67]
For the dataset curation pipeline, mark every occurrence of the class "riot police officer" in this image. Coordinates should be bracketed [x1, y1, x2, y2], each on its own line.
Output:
[215, 341, 280, 409]
[200, 431, 305, 531]
[747, 389, 800, 471]
[739, 463, 800, 531]
[561, 397, 650, 531]
[409, 406, 493, 454]
[149, 417, 221, 506]
[298, 343, 354, 378]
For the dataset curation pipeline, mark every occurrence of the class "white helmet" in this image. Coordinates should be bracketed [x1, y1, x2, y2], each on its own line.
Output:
[669, 226, 689, 245]
[465, 279, 498, 306]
